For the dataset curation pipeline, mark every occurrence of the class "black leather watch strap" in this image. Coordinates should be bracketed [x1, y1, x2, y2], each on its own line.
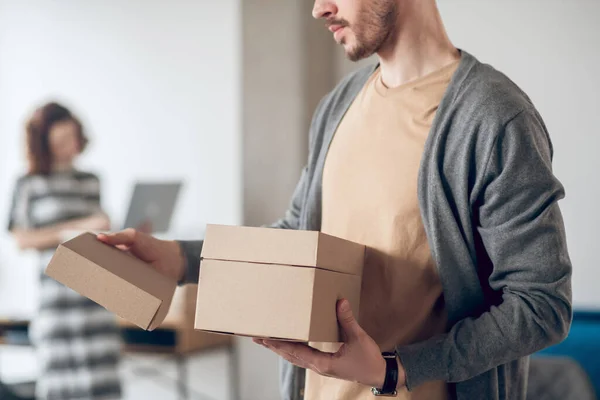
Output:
[371, 352, 398, 396]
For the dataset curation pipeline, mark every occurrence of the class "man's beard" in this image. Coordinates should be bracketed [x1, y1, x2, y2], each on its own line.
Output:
[344, 0, 397, 62]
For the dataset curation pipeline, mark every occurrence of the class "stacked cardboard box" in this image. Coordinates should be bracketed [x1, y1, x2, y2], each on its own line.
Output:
[195, 225, 365, 342]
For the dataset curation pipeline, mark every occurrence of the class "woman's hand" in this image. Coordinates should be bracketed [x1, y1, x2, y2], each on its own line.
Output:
[79, 213, 111, 231]
[11, 213, 110, 251]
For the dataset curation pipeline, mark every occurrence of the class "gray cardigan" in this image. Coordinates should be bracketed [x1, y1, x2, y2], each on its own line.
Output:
[179, 51, 572, 400]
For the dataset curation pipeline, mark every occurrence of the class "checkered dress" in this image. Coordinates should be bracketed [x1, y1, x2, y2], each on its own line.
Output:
[8, 171, 122, 400]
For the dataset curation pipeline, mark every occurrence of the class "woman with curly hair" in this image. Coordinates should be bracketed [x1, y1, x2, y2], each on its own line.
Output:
[7, 102, 122, 400]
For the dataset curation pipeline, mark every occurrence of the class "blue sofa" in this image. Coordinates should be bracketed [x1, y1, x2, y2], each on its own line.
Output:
[535, 310, 600, 396]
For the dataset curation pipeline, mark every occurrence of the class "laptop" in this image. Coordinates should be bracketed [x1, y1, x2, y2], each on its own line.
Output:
[122, 182, 182, 234]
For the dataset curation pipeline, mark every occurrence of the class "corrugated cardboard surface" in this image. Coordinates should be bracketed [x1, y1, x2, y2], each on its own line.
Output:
[195, 259, 315, 341]
[315, 232, 364, 276]
[47, 246, 162, 329]
[195, 260, 362, 342]
[309, 269, 361, 342]
[201, 224, 365, 276]
[45, 232, 176, 330]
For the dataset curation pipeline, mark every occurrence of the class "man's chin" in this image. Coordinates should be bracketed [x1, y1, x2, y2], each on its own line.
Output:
[345, 48, 367, 62]
[343, 41, 378, 62]
[342, 43, 359, 62]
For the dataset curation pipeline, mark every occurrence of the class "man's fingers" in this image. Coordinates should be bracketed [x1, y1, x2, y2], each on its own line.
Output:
[97, 229, 157, 262]
[337, 299, 363, 341]
[262, 340, 315, 357]
[278, 351, 311, 370]
[253, 339, 311, 368]
[97, 229, 137, 246]
[262, 340, 334, 375]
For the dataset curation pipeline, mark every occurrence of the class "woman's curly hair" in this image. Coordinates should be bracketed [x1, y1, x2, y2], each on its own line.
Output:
[25, 102, 88, 175]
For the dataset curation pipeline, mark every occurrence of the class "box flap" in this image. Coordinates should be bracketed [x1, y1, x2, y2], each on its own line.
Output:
[201, 225, 364, 275]
[46, 245, 163, 330]
[202, 225, 319, 268]
[52, 232, 176, 330]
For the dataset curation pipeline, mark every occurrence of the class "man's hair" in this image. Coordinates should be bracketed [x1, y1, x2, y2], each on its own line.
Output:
[25, 102, 88, 175]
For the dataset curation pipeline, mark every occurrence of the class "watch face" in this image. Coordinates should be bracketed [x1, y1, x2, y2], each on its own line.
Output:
[371, 387, 398, 397]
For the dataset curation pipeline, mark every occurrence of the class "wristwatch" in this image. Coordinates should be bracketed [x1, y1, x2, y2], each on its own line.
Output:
[371, 352, 399, 397]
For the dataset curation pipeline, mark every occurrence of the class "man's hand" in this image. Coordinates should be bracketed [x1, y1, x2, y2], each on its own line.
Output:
[254, 299, 406, 389]
[97, 229, 185, 282]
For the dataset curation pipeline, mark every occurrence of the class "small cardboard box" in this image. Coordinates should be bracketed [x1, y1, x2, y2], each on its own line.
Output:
[45, 232, 177, 331]
[195, 225, 365, 342]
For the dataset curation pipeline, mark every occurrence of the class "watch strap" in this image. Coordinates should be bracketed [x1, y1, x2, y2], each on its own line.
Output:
[371, 352, 398, 396]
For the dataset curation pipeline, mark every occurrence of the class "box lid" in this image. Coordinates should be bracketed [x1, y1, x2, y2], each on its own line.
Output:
[46, 232, 176, 330]
[201, 225, 365, 276]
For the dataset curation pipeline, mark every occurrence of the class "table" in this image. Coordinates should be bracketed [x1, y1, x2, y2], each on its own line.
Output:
[0, 308, 240, 400]
[118, 318, 237, 400]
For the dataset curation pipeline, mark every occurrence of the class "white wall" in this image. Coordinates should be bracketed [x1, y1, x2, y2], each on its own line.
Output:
[337, 0, 600, 309]
[0, 0, 242, 316]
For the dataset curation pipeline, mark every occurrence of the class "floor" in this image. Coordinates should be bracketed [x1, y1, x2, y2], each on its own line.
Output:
[0, 345, 234, 400]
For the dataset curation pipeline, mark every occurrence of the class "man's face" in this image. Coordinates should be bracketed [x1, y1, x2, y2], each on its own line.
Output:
[313, 0, 398, 62]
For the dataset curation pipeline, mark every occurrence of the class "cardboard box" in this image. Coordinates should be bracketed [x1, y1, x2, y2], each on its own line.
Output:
[45, 232, 177, 331]
[195, 225, 365, 342]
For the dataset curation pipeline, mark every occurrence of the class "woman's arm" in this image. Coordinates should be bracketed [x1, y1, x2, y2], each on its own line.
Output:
[11, 213, 110, 250]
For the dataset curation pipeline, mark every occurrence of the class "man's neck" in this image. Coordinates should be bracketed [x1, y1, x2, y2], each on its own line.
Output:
[377, 2, 460, 88]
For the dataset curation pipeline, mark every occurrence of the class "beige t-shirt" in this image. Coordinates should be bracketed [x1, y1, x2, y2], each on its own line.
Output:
[306, 61, 459, 400]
